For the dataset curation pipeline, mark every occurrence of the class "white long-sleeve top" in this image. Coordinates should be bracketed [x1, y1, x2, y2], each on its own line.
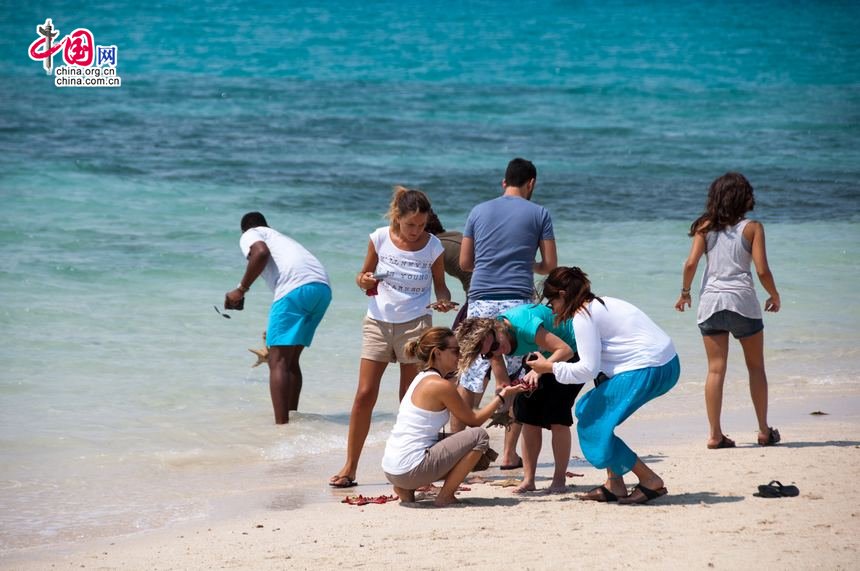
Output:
[552, 297, 676, 385]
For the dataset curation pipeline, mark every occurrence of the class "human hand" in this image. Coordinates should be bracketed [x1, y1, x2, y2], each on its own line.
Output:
[224, 289, 245, 310]
[521, 369, 541, 390]
[525, 352, 552, 375]
[357, 272, 378, 290]
[675, 293, 691, 312]
[765, 294, 780, 312]
[499, 383, 528, 403]
[426, 300, 459, 313]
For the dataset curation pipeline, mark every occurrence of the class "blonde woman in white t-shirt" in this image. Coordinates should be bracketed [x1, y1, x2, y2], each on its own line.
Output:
[330, 187, 458, 488]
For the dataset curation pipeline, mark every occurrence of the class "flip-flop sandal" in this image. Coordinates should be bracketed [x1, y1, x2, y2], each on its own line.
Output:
[755, 480, 799, 498]
[329, 475, 358, 488]
[618, 483, 668, 505]
[707, 434, 736, 449]
[758, 427, 781, 446]
[578, 485, 620, 502]
[499, 458, 523, 470]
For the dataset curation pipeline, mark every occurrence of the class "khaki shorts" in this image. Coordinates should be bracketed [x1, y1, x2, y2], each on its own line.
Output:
[361, 314, 432, 363]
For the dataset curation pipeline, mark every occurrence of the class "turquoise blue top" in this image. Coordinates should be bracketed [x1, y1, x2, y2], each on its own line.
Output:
[499, 303, 576, 357]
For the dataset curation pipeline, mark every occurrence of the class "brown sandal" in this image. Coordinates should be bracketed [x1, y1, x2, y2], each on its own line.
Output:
[758, 427, 781, 446]
[707, 434, 736, 449]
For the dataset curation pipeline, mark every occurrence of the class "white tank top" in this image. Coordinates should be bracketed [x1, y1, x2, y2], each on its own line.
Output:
[381, 371, 450, 475]
[697, 219, 762, 323]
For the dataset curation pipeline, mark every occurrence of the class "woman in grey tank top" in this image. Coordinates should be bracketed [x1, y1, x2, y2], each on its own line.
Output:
[675, 173, 782, 449]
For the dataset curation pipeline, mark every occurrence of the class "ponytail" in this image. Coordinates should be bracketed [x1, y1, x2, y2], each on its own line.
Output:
[386, 186, 432, 233]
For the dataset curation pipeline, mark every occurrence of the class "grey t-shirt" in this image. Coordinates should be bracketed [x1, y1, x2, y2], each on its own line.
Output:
[463, 195, 554, 300]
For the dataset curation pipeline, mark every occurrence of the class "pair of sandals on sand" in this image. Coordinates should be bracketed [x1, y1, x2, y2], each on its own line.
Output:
[708, 426, 780, 449]
[582, 479, 799, 503]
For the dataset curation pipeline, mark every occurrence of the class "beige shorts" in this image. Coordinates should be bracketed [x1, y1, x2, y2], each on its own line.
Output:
[361, 314, 432, 363]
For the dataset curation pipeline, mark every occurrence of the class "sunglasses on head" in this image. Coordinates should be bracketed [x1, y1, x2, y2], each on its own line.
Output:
[480, 333, 500, 360]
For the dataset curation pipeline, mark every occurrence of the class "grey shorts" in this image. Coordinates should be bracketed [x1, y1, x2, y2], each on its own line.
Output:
[698, 310, 764, 339]
[384, 427, 489, 490]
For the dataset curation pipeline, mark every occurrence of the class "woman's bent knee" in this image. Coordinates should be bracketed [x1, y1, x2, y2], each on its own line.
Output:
[468, 427, 490, 451]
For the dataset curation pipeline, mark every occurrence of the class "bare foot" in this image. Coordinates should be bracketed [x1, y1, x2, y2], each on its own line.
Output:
[328, 474, 357, 488]
[393, 486, 415, 503]
[329, 466, 355, 485]
[433, 495, 462, 507]
[512, 483, 537, 494]
[546, 483, 568, 494]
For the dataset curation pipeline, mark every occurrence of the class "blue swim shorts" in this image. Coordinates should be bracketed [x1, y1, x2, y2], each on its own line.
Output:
[267, 282, 332, 347]
[698, 309, 763, 339]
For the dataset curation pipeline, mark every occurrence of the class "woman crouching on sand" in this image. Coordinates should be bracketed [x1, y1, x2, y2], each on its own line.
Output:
[381, 327, 527, 507]
[527, 267, 680, 504]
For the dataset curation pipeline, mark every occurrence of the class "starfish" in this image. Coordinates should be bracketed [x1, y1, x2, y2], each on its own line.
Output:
[489, 478, 521, 488]
[249, 331, 269, 368]
[485, 410, 514, 429]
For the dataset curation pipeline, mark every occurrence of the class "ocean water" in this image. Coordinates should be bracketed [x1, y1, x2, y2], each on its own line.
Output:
[1, 0, 859, 550]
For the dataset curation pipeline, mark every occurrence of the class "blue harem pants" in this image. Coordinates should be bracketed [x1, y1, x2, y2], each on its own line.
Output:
[575, 355, 680, 475]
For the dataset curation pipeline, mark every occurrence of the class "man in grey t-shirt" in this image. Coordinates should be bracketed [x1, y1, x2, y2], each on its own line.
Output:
[451, 158, 557, 469]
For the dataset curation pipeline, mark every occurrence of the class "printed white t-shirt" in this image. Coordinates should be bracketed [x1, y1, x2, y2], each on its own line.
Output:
[239, 226, 330, 302]
[366, 226, 444, 324]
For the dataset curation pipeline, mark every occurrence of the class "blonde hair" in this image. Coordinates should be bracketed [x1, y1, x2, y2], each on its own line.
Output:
[455, 318, 509, 373]
[404, 327, 456, 369]
[385, 186, 432, 233]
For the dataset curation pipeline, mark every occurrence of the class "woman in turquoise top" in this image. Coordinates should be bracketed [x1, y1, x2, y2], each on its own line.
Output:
[456, 303, 581, 494]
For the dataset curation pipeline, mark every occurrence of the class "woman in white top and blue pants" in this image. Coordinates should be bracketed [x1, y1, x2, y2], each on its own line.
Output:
[528, 267, 680, 505]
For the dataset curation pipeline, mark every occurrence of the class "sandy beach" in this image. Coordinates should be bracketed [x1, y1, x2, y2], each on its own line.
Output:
[5, 390, 858, 571]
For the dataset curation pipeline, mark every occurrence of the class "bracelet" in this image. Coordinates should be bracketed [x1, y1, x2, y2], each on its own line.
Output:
[496, 391, 506, 406]
[681, 287, 691, 294]
[237, 283, 250, 293]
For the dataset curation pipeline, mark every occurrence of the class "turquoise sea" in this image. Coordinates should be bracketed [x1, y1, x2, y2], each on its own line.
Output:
[1, 0, 858, 550]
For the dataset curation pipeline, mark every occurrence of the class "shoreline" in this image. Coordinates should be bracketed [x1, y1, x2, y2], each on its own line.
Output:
[4, 389, 859, 570]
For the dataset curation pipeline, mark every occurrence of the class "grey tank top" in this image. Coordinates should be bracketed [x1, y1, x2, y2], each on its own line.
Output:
[696, 219, 762, 323]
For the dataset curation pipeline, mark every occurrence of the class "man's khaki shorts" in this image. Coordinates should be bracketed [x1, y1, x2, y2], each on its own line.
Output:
[361, 314, 432, 363]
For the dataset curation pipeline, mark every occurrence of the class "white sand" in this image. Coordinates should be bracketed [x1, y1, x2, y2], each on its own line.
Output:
[5, 402, 859, 571]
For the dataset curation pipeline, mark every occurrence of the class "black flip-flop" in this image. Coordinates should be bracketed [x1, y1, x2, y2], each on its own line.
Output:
[499, 458, 523, 470]
[755, 480, 799, 498]
[329, 476, 358, 488]
[618, 483, 668, 504]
